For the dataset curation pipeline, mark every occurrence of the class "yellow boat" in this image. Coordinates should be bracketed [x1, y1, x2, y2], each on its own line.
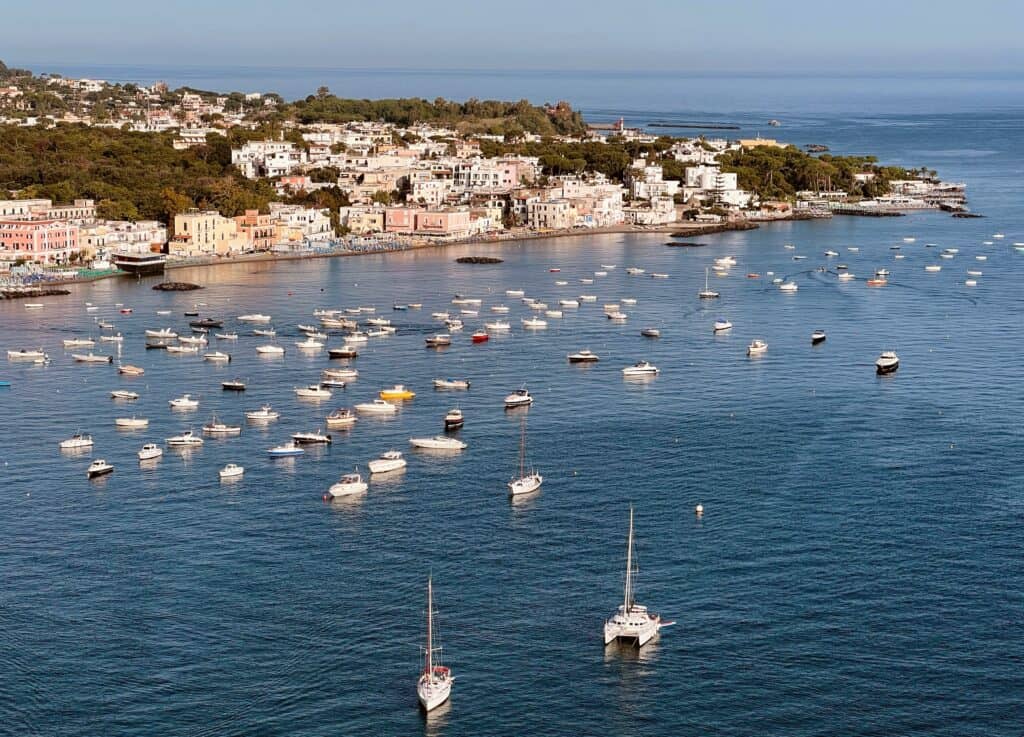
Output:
[379, 384, 416, 400]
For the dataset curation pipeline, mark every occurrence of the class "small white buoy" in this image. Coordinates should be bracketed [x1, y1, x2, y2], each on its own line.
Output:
[695, 504, 704, 517]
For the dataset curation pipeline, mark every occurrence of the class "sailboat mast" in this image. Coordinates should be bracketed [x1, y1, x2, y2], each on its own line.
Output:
[624, 506, 634, 611]
[425, 576, 433, 676]
[519, 419, 526, 477]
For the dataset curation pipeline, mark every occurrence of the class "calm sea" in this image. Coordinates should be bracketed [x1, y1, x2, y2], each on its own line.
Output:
[2, 71, 1023, 736]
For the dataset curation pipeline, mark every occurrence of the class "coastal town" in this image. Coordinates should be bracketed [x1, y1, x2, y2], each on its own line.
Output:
[0, 63, 968, 285]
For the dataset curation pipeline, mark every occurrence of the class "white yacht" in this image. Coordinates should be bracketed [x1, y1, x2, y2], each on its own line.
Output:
[603, 507, 669, 647]
[508, 420, 542, 496]
[169, 394, 199, 409]
[166, 430, 204, 447]
[87, 459, 115, 479]
[368, 450, 406, 475]
[876, 351, 900, 375]
[295, 338, 324, 350]
[433, 378, 471, 390]
[425, 334, 452, 346]
[256, 344, 285, 355]
[246, 405, 280, 422]
[295, 385, 332, 400]
[417, 576, 453, 712]
[137, 443, 163, 461]
[622, 361, 659, 376]
[323, 367, 359, 381]
[115, 417, 149, 429]
[713, 319, 733, 332]
[410, 436, 467, 451]
[60, 433, 94, 450]
[698, 268, 719, 299]
[484, 321, 511, 332]
[559, 299, 580, 308]
[521, 317, 547, 329]
[292, 429, 333, 445]
[111, 390, 139, 400]
[355, 399, 399, 415]
[568, 349, 600, 363]
[203, 351, 231, 362]
[747, 339, 768, 356]
[219, 463, 244, 480]
[504, 388, 533, 408]
[328, 471, 368, 498]
[606, 311, 628, 320]
[779, 282, 798, 293]
[838, 272, 856, 281]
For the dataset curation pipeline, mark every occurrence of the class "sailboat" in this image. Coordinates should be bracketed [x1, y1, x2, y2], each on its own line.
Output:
[508, 419, 543, 496]
[603, 507, 672, 647]
[698, 267, 720, 299]
[417, 576, 453, 712]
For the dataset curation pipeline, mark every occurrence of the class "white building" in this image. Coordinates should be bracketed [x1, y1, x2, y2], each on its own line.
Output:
[231, 140, 309, 179]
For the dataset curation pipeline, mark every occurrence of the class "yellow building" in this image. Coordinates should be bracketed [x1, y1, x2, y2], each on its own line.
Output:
[738, 137, 785, 149]
[171, 210, 247, 256]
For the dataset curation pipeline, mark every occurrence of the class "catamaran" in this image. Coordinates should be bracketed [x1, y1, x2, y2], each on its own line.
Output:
[417, 576, 453, 712]
[603, 507, 672, 647]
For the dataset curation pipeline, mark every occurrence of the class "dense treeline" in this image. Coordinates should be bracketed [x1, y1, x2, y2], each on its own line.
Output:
[479, 136, 675, 180]
[716, 147, 910, 199]
[290, 95, 587, 137]
[0, 124, 276, 222]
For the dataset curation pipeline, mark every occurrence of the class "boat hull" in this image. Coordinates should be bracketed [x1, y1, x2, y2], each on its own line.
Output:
[417, 676, 452, 712]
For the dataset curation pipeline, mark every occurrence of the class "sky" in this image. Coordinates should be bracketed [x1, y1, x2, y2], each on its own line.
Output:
[5, 0, 1023, 75]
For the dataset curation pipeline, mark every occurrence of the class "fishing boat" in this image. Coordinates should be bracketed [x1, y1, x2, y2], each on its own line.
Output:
[368, 450, 406, 475]
[622, 361, 659, 377]
[355, 399, 398, 415]
[504, 388, 533, 408]
[60, 433, 94, 450]
[215, 332, 239, 340]
[444, 408, 464, 430]
[246, 405, 279, 422]
[222, 379, 246, 391]
[410, 435, 467, 451]
[268, 442, 304, 457]
[166, 430, 204, 447]
[63, 338, 96, 348]
[203, 351, 231, 362]
[811, 329, 827, 345]
[876, 351, 900, 375]
[603, 507, 670, 647]
[327, 471, 368, 498]
[145, 328, 177, 339]
[568, 349, 600, 363]
[471, 331, 489, 343]
[87, 459, 115, 479]
[433, 378, 471, 390]
[115, 417, 149, 429]
[118, 364, 145, 376]
[747, 339, 768, 356]
[379, 384, 415, 400]
[698, 268, 719, 299]
[641, 328, 661, 338]
[73, 353, 113, 363]
[325, 408, 357, 428]
[110, 390, 139, 400]
[169, 394, 199, 409]
[296, 385, 332, 400]
[292, 429, 332, 444]
[508, 419, 542, 496]
[219, 463, 244, 480]
[417, 576, 453, 712]
[137, 443, 162, 461]
[202, 416, 242, 436]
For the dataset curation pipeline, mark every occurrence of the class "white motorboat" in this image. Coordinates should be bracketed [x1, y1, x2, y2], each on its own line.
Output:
[965, 279, 978, 287]
[425, 334, 452, 347]
[87, 459, 114, 479]
[320, 317, 356, 329]
[328, 471, 368, 498]
[444, 319, 464, 331]
[504, 388, 533, 408]
[328, 345, 359, 359]
[98, 333, 123, 343]
[115, 417, 149, 429]
[292, 429, 332, 444]
[203, 416, 242, 436]
[323, 367, 359, 381]
[976, 255, 988, 261]
[366, 329, 389, 338]
[295, 385, 332, 400]
[8, 348, 46, 361]
[579, 294, 597, 302]
[651, 272, 669, 279]
[137, 443, 162, 461]
[178, 335, 208, 345]
[626, 267, 645, 275]
[568, 349, 600, 363]
[747, 339, 768, 356]
[222, 379, 246, 391]
[621, 298, 637, 305]
[166, 430, 204, 447]
[545, 310, 563, 318]
[876, 350, 899, 375]
[246, 405, 280, 422]
[346, 331, 370, 343]
[366, 317, 391, 326]
[73, 353, 113, 363]
[219, 463, 244, 480]
[485, 321, 511, 332]
[355, 399, 398, 415]
[529, 302, 548, 311]
[604, 507, 669, 647]
[713, 319, 733, 332]
[24, 302, 44, 310]
[203, 351, 231, 362]
[368, 450, 406, 475]
[444, 408, 464, 430]
[119, 364, 145, 376]
[622, 361, 659, 376]
[252, 328, 276, 337]
[641, 328, 661, 338]
[165, 345, 199, 355]
[295, 338, 324, 350]
[169, 394, 199, 409]
[237, 313, 272, 323]
[559, 299, 580, 308]
[580, 278, 594, 284]
[145, 328, 177, 339]
[325, 408, 357, 428]
[925, 265, 942, 272]
[606, 311, 628, 320]
[268, 441, 305, 457]
[779, 282, 798, 293]
[824, 250, 840, 257]
[490, 305, 510, 313]
[155, 310, 171, 316]
[111, 390, 139, 400]
[601, 264, 617, 270]
[256, 345, 285, 355]
[433, 378, 471, 390]
[508, 419, 542, 496]
[63, 338, 95, 348]
[215, 332, 239, 340]
[838, 272, 856, 281]
[812, 329, 827, 345]
[595, 270, 608, 277]
[410, 435, 467, 451]
[297, 323, 317, 333]
[698, 268, 719, 299]
[417, 576, 453, 712]
[431, 311, 451, 321]
[967, 270, 983, 276]
[521, 317, 547, 329]
[554, 280, 568, 286]
[875, 268, 891, 277]
[505, 289, 525, 297]
[60, 433, 94, 450]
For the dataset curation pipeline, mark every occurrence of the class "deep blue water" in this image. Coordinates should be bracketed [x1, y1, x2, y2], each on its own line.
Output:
[2, 77, 1024, 735]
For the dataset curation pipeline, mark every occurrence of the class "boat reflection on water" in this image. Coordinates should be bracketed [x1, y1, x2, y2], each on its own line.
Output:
[603, 634, 662, 664]
[421, 697, 452, 734]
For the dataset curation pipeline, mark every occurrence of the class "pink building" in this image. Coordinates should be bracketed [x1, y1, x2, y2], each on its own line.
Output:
[384, 207, 417, 234]
[415, 209, 471, 237]
[0, 219, 80, 264]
